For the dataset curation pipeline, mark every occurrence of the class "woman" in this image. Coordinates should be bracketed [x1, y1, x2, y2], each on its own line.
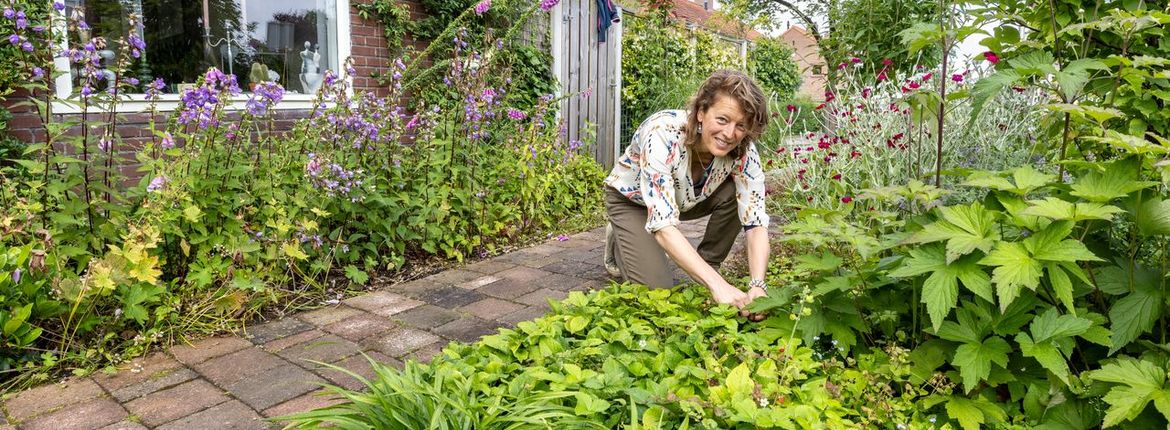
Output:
[604, 70, 771, 314]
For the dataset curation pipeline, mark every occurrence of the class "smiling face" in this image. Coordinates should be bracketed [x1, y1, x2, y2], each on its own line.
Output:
[696, 94, 748, 159]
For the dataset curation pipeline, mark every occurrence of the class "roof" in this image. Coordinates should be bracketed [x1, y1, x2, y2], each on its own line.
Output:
[620, 0, 764, 41]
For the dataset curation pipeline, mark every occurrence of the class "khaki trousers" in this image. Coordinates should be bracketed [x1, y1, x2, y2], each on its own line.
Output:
[605, 180, 741, 288]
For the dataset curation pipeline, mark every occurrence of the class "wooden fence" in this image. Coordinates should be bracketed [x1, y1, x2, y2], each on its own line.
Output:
[551, 0, 623, 169]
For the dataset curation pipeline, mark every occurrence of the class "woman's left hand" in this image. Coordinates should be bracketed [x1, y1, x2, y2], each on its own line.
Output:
[739, 286, 768, 321]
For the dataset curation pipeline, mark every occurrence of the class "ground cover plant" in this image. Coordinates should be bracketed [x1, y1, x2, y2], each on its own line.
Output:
[0, 0, 602, 388]
[282, 283, 936, 429]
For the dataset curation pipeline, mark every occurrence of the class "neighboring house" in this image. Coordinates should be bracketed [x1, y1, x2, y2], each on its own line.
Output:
[779, 25, 826, 101]
[3, 0, 410, 148]
[670, 0, 763, 42]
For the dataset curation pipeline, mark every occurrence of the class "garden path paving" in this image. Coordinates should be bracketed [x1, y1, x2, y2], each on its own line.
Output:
[1, 219, 742, 429]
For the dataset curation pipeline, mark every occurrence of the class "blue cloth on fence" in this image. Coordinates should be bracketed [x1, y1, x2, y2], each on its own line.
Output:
[596, 0, 619, 43]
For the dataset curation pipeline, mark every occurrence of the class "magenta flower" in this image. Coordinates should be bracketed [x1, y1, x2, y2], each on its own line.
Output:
[507, 108, 526, 120]
[540, 0, 560, 11]
[555, 234, 569, 241]
[951, 73, 963, 83]
[474, 0, 491, 15]
[983, 51, 999, 64]
[841, 196, 853, 203]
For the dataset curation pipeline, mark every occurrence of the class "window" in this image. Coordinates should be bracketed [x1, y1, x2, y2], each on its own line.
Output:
[56, 0, 349, 105]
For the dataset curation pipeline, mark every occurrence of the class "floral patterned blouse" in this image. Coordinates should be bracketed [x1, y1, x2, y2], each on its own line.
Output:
[605, 109, 770, 233]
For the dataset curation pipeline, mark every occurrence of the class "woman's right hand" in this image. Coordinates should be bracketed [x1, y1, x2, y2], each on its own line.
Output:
[709, 283, 748, 308]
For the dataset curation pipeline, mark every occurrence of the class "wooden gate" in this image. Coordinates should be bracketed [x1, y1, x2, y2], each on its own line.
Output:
[551, 0, 623, 169]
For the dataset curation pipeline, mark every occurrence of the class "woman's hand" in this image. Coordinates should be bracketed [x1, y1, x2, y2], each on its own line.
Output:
[738, 286, 768, 321]
[709, 282, 748, 308]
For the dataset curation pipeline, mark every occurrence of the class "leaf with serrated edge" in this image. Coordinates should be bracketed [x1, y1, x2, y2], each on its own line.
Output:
[1031, 307, 1093, 342]
[946, 397, 986, 430]
[980, 242, 1042, 309]
[1108, 292, 1165, 353]
[953, 336, 1011, 393]
[1016, 333, 1071, 386]
[1047, 263, 1075, 313]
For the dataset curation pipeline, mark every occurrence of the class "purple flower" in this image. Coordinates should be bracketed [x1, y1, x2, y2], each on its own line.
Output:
[540, 0, 560, 11]
[555, 234, 569, 241]
[160, 131, 175, 149]
[80, 85, 93, 97]
[474, 0, 491, 15]
[15, 17, 26, 29]
[405, 115, 419, 130]
[31, 25, 44, 33]
[32, 67, 43, 79]
[98, 137, 112, 152]
[481, 88, 497, 104]
[146, 176, 167, 192]
[7, 34, 20, 45]
[11, 268, 20, 284]
[507, 108, 526, 120]
[21, 41, 32, 52]
[2, 9, 14, 19]
[53, 2, 65, 11]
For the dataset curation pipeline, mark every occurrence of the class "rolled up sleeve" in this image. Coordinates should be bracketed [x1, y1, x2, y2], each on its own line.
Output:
[733, 142, 770, 229]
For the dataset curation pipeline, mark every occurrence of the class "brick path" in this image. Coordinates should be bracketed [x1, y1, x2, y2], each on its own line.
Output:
[1, 221, 728, 429]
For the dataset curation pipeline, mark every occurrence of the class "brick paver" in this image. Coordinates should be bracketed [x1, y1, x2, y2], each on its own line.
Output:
[18, 398, 126, 430]
[2, 222, 735, 428]
[3, 378, 104, 423]
[124, 379, 228, 427]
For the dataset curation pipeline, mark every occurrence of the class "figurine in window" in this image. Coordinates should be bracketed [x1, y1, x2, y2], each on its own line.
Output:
[299, 41, 322, 94]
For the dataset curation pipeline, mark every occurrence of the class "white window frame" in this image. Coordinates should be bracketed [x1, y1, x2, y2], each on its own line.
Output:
[51, 0, 351, 114]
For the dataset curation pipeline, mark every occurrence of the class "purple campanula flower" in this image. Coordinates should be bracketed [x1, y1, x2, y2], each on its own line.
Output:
[98, 137, 112, 152]
[15, 17, 26, 29]
[146, 176, 166, 192]
[2, 8, 13, 19]
[53, 2, 65, 11]
[124, 77, 139, 86]
[80, 85, 93, 97]
[32, 67, 43, 79]
[507, 108, 526, 120]
[11, 268, 21, 284]
[556, 234, 569, 241]
[78, 21, 90, 31]
[540, 0, 560, 11]
[7, 34, 20, 45]
[474, 0, 490, 15]
[160, 131, 175, 149]
[32, 25, 44, 33]
[21, 41, 32, 52]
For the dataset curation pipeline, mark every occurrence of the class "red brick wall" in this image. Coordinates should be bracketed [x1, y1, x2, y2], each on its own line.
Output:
[3, 0, 424, 150]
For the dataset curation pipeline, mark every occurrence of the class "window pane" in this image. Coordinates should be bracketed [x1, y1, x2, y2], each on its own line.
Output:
[65, 0, 336, 95]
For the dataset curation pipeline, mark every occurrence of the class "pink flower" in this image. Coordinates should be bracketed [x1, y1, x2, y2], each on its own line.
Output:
[786, 104, 796, 112]
[850, 57, 861, 64]
[474, 0, 491, 15]
[861, 87, 872, 99]
[951, 73, 963, 83]
[876, 71, 888, 81]
[841, 196, 853, 203]
[555, 234, 569, 241]
[922, 73, 933, 81]
[983, 51, 999, 64]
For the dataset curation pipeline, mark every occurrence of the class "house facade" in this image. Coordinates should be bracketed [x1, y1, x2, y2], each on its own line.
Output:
[778, 25, 826, 101]
[2, 0, 407, 149]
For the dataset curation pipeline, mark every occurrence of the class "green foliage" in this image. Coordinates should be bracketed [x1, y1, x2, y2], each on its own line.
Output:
[748, 37, 802, 101]
[354, 0, 414, 56]
[278, 358, 600, 429]
[290, 284, 936, 428]
[619, 10, 747, 145]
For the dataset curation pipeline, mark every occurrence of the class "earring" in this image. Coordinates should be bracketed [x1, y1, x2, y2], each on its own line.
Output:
[696, 123, 702, 134]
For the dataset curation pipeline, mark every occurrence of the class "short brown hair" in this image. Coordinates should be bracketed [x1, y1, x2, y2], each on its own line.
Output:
[682, 70, 769, 159]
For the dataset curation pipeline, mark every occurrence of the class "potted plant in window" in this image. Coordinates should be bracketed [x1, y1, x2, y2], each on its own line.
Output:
[248, 62, 269, 91]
